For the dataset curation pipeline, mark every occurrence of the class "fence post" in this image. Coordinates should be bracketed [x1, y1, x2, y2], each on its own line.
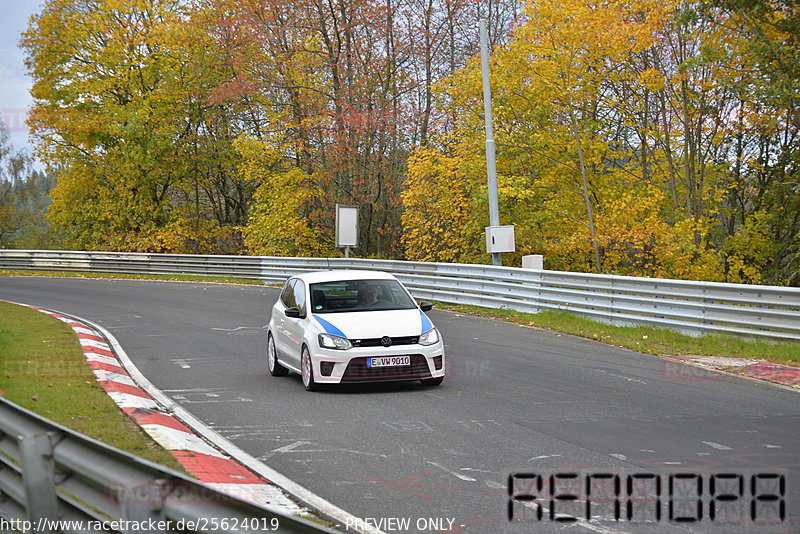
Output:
[116, 479, 168, 534]
[20, 432, 59, 525]
[700, 281, 709, 336]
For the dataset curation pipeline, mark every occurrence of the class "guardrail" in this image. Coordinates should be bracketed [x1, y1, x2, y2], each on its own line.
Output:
[1, 249, 799, 341]
[0, 396, 334, 534]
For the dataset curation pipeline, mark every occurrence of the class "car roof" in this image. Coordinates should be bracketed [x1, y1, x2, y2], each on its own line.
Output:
[292, 270, 398, 285]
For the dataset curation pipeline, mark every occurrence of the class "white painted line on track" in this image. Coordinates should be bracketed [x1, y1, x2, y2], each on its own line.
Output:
[701, 440, 733, 450]
[270, 440, 312, 454]
[204, 483, 301, 507]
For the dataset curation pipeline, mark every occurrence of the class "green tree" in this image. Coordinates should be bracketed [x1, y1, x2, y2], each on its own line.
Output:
[10, 171, 60, 249]
[0, 121, 35, 248]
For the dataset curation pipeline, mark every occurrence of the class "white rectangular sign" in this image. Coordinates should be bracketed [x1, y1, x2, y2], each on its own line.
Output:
[335, 204, 358, 248]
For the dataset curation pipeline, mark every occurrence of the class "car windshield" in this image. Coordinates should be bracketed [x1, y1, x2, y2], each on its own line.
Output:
[309, 279, 417, 313]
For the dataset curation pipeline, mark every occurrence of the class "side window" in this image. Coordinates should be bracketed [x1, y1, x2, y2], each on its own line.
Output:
[280, 279, 296, 308]
[294, 280, 307, 316]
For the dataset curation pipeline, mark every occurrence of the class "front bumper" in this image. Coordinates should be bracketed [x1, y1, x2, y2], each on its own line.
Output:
[309, 343, 445, 384]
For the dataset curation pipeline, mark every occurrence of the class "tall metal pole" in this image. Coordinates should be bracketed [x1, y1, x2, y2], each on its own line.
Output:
[480, 18, 502, 266]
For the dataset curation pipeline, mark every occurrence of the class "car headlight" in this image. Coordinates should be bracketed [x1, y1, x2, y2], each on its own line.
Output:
[419, 327, 440, 346]
[318, 333, 352, 350]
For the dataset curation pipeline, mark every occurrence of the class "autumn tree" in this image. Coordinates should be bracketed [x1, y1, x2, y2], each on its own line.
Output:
[402, 0, 523, 144]
[405, 0, 676, 271]
[701, 0, 800, 284]
[197, 0, 522, 257]
[402, 0, 797, 283]
[22, 0, 522, 257]
[23, 0, 252, 253]
[22, 0, 185, 250]
[196, 0, 404, 255]
[23, 0, 793, 283]
[401, 146, 485, 262]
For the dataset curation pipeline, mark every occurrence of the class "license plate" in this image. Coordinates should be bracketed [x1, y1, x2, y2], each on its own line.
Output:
[367, 356, 411, 368]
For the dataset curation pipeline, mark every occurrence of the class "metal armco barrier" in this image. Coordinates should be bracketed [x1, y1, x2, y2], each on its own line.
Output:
[1, 249, 799, 341]
[0, 397, 334, 534]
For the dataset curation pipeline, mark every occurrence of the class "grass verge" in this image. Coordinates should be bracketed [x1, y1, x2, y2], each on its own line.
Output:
[0, 300, 186, 472]
[433, 302, 800, 367]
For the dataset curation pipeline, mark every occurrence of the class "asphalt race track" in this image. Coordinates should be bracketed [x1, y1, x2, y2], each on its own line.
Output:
[2, 275, 798, 533]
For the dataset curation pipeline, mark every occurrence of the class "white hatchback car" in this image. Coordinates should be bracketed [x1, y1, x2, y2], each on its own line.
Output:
[267, 270, 445, 391]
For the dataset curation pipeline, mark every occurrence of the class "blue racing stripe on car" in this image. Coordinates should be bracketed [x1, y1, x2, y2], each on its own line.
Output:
[313, 314, 348, 338]
[420, 309, 433, 334]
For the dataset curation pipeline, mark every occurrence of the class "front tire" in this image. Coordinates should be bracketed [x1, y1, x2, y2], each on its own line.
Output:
[301, 346, 317, 391]
[267, 334, 288, 377]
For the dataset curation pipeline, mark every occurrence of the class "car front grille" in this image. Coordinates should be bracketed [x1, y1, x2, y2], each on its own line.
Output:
[350, 336, 419, 348]
[341, 355, 432, 382]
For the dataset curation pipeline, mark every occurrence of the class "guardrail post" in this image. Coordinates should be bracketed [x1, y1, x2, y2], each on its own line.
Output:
[20, 432, 59, 526]
[609, 275, 617, 327]
[531, 269, 542, 313]
[700, 281, 709, 336]
[117, 480, 167, 534]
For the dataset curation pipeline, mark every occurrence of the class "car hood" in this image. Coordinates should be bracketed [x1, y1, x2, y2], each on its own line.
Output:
[312, 308, 433, 339]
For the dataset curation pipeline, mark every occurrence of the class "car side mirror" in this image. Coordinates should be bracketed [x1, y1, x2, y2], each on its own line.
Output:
[419, 301, 433, 312]
[285, 307, 302, 318]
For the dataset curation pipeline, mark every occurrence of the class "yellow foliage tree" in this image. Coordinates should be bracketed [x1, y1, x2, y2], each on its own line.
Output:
[25, 0, 195, 251]
[401, 147, 484, 263]
[237, 137, 328, 256]
[406, 0, 792, 284]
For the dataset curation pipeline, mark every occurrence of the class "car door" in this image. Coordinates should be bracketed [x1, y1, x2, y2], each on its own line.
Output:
[273, 279, 296, 360]
[282, 278, 307, 367]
